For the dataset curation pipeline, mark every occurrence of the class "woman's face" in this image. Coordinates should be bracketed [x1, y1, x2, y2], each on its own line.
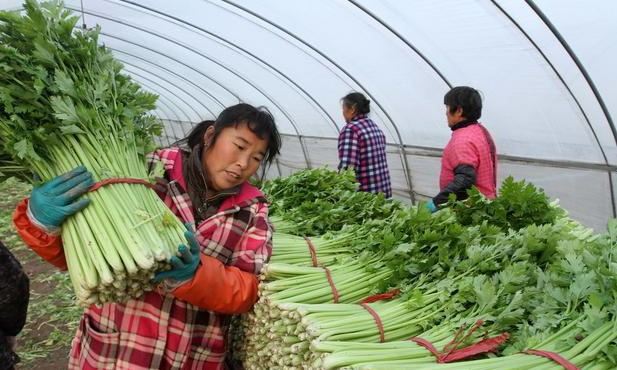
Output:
[342, 103, 356, 123]
[201, 123, 268, 192]
[445, 105, 464, 127]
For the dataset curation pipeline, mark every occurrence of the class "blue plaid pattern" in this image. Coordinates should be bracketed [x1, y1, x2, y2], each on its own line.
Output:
[338, 114, 392, 198]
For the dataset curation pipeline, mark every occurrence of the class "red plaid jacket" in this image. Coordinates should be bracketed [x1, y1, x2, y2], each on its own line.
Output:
[13, 147, 273, 370]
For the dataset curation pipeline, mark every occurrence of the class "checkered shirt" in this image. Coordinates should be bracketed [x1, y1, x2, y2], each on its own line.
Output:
[338, 114, 392, 198]
[440, 122, 498, 198]
[68, 147, 272, 370]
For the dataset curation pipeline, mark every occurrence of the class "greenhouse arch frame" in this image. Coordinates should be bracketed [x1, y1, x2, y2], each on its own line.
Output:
[3, 0, 617, 230]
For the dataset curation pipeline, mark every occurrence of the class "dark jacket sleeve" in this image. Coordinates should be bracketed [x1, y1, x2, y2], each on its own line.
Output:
[0, 241, 30, 336]
[433, 164, 476, 206]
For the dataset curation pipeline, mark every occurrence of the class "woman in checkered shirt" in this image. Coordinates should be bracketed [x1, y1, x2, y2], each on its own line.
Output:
[13, 103, 281, 369]
[337, 92, 392, 198]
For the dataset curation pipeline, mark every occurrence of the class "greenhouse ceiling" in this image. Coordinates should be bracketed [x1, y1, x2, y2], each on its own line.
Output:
[2, 0, 616, 231]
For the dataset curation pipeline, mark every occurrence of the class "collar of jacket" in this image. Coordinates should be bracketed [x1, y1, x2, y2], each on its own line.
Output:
[351, 113, 368, 122]
[450, 119, 478, 132]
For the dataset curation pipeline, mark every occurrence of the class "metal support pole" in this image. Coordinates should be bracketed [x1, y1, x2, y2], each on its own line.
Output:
[298, 135, 312, 169]
[275, 158, 283, 178]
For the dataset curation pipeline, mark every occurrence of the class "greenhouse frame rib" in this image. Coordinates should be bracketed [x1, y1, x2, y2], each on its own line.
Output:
[5, 1, 615, 221]
[525, 0, 617, 148]
[125, 68, 202, 123]
[488, 0, 611, 165]
[99, 32, 241, 105]
[523, 0, 617, 217]
[111, 44, 227, 110]
[219, 0, 417, 202]
[122, 0, 342, 136]
[346, 0, 452, 89]
[120, 59, 215, 119]
[69, 4, 314, 170]
[490, 0, 617, 218]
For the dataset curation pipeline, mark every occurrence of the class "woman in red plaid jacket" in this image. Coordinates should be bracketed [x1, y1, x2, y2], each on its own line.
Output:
[13, 103, 281, 369]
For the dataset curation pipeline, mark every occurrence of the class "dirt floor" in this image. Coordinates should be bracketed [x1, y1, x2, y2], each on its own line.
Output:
[1, 178, 78, 370]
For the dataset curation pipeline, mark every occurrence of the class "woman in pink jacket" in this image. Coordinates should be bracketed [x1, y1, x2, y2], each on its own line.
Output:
[427, 86, 498, 212]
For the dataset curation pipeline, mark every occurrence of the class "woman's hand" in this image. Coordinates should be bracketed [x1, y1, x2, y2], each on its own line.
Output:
[154, 223, 201, 282]
[28, 166, 94, 232]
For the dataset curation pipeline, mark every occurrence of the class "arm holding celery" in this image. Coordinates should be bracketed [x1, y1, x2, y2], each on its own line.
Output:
[13, 165, 263, 314]
[151, 221, 261, 314]
[13, 192, 261, 314]
[13, 166, 94, 270]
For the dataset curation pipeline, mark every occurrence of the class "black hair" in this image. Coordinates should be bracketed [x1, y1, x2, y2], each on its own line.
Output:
[185, 119, 215, 149]
[341, 92, 371, 115]
[443, 86, 482, 121]
[212, 103, 281, 165]
[181, 104, 281, 199]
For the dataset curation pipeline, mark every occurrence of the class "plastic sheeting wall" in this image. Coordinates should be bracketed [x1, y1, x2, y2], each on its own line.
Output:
[275, 136, 615, 231]
[157, 126, 614, 230]
[2, 0, 616, 231]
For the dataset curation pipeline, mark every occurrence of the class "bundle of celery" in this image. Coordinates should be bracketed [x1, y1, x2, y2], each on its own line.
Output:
[263, 167, 405, 236]
[236, 216, 616, 370]
[317, 221, 617, 370]
[231, 175, 617, 370]
[0, 1, 186, 305]
[269, 232, 364, 266]
[262, 167, 358, 216]
[260, 256, 392, 305]
[233, 214, 514, 369]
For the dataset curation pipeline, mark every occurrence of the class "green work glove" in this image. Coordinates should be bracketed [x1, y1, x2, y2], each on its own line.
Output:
[153, 223, 201, 283]
[28, 166, 94, 233]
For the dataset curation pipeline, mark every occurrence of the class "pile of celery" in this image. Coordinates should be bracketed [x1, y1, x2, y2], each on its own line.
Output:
[229, 169, 617, 370]
[0, 1, 186, 305]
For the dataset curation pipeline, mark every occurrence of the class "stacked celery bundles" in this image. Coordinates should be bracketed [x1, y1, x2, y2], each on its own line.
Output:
[0, 1, 187, 305]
